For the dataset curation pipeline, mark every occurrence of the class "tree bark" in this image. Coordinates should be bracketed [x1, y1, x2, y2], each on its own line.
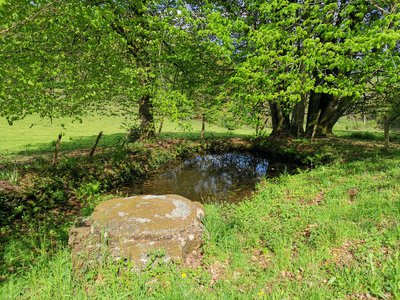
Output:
[306, 92, 349, 137]
[138, 94, 155, 139]
[291, 94, 306, 137]
[305, 91, 322, 136]
[158, 117, 164, 136]
[269, 101, 290, 136]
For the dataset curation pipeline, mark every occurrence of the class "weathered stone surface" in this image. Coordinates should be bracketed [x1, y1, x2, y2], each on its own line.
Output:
[69, 194, 205, 271]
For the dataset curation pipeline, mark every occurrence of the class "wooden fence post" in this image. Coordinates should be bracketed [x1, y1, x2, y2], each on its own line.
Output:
[384, 115, 390, 150]
[89, 131, 103, 158]
[52, 134, 62, 167]
[201, 114, 205, 140]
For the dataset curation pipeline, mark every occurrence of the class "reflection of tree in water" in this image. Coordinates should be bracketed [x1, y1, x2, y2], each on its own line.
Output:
[142, 153, 269, 202]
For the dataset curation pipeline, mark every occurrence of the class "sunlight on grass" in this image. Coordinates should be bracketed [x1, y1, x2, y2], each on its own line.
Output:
[1, 115, 392, 157]
[0, 115, 256, 156]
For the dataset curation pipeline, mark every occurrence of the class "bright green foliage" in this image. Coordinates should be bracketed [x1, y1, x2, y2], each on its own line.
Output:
[0, 1, 399, 134]
[0, 1, 134, 123]
[0, 1, 225, 131]
[218, 1, 400, 126]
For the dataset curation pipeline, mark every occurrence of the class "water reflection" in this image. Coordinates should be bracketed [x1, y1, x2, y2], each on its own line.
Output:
[137, 153, 270, 203]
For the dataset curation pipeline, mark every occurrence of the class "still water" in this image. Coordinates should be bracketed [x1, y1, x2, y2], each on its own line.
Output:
[131, 152, 290, 203]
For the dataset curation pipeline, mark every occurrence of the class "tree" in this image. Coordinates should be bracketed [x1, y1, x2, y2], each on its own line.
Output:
[215, 0, 400, 137]
[0, 0, 223, 138]
[1, 0, 398, 140]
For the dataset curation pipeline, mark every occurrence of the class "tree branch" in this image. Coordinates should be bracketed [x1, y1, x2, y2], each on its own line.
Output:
[0, 1, 57, 36]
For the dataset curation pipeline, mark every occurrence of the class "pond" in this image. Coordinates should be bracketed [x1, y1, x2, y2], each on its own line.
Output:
[130, 152, 296, 203]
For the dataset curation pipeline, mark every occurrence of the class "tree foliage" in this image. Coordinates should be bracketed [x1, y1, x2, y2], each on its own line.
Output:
[215, 0, 400, 136]
[0, 0, 399, 138]
[0, 0, 227, 137]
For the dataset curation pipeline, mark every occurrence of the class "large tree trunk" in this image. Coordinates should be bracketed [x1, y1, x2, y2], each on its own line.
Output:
[305, 91, 322, 136]
[139, 94, 155, 139]
[305, 92, 349, 137]
[269, 101, 290, 136]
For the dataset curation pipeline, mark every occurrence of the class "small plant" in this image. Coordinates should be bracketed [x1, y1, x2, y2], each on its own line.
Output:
[77, 181, 103, 216]
[0, 166, 19, 185]
[76, 181, 102, 200]
[303, 147, 340, 167]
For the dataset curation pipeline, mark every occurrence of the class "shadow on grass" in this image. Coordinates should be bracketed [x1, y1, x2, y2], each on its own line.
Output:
[335, 130, 400, 142]
[0, 213, 72, 283]
[315, 137, 400, 163]
[8, 130, 252, 158]
[12, 133, 128, 157]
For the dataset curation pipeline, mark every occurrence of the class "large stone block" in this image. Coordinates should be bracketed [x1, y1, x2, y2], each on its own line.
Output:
[69, 195, 205, 271]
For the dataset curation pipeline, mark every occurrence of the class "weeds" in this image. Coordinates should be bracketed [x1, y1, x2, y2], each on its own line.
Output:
[1, 137, 400, 299]
[0, 166, 19, 185]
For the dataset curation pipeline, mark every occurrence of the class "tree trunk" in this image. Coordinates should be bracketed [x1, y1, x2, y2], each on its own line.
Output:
[256, 116, 260, 136]
[311, 110, 321, 140]
[138, 94, 155, 139]
[158, 117, 164, 136]
[305, 91, 322, 136]
[306, 92, 349, 137]
[269, 101, 290, 136]
[291, 94, 306, 137]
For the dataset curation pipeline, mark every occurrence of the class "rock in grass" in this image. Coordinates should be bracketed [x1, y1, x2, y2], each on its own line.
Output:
[69, 195, 205, 271]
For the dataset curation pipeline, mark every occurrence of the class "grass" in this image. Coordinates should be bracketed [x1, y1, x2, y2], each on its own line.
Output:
[333, 116, 400, 142]
[1, 142, 399, 299]
[1, 114, 396, 158]
[1, 115, 399, 299]
[333, 116, 380, 132]
[0, 115, 255, 157]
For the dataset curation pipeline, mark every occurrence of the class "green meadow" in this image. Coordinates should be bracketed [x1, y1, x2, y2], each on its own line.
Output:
[0, 115, 255, 157]
[1, 116, 399, 299]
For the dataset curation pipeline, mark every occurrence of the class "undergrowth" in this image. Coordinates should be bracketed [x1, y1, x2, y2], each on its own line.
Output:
[1, 139, 399, 299]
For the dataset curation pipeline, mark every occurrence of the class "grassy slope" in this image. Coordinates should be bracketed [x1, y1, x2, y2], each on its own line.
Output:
[0, 115, 254, 156]
[1, 116, 399, 299]
[0, 114, 393, 157]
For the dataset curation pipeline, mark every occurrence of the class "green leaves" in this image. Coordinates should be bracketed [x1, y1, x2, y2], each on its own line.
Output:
[0, 0, 399, 133]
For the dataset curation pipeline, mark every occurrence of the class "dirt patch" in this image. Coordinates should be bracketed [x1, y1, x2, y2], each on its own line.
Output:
[302, 223, 319, 239]
[0, 180, 23, 194]
[207, 261, 228, 285]
[250, 249, 272, 270]
[298, 191, 325, 206]
[330, 240, 366, 267]
[347, 292, 393, 300]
